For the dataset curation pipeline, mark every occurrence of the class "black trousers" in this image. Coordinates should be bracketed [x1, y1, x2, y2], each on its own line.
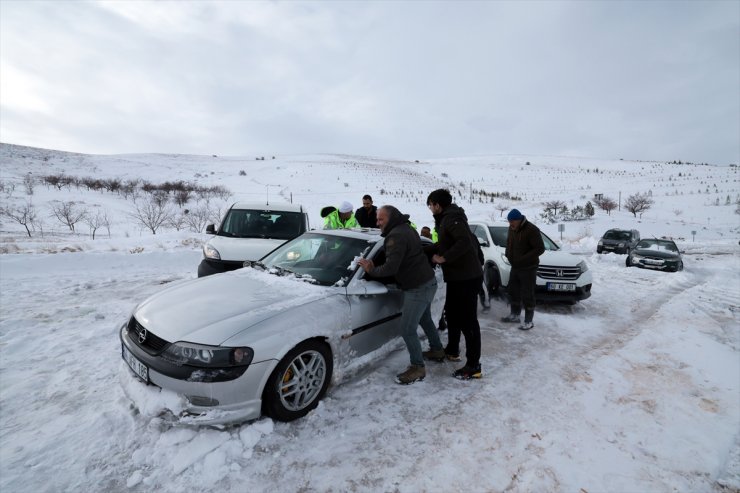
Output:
[444, 276, 482, 368]
[508, 266, 537, 317]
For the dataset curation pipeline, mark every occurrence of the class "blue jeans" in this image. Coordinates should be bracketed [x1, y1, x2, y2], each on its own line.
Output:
[400, 278, 443, 366]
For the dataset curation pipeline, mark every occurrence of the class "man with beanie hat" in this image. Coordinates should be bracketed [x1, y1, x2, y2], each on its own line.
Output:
[323, 201, 359, 229]
[502, 209, 545, 330]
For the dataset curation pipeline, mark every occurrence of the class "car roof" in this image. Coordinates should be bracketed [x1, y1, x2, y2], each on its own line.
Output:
[310, 227, 383, 241]
[230, 202, 304, 213]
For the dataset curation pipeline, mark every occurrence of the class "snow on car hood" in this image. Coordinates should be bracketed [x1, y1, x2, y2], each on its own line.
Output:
[540, 250, 582, 267]
[134, 267, 330, 346]
[206, 235, 287, 261]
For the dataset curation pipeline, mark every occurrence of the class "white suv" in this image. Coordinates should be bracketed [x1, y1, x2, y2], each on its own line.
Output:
[198, 202, 310, 277]
[468, 221, 592, 303]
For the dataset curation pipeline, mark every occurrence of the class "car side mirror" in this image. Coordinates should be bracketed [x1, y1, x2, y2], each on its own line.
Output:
[206, 224, 216, 234]
[347, 280, 388, 296]
[477, 238, 489, 248]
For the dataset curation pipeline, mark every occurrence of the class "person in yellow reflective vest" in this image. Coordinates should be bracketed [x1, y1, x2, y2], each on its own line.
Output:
[323, 201, 359, 229]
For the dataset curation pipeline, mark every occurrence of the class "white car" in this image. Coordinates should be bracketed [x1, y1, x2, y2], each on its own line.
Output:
[121, 229, 445, 424]
[469, 221, 592, 303]
[197, 202, 310, 277]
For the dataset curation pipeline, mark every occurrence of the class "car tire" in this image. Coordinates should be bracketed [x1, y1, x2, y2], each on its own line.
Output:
[262, 339, 333, 422]
[597, 247, 603, 254]
[625, 257, 632, 267]
[484, 262, 501, 297]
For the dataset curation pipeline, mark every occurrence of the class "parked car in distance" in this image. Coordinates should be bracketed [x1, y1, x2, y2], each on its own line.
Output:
[597, 229, 640, 254]
[121, 229, 445, 424]
[626, 238, 684, 272]
[469, 221, 592, 303]
[197, 202, 309, 277]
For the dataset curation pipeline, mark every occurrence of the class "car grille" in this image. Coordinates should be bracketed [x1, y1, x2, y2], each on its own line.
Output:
[537, 264, 581, 280]
[127, 316, 170, 354]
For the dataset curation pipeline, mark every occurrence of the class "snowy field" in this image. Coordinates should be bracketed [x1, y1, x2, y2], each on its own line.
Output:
[0, 144, 738, 492]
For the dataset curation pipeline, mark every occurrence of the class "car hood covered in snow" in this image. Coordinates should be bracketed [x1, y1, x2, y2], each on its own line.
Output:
[134, 268, 330, 346]
[539, 250, 582, 267]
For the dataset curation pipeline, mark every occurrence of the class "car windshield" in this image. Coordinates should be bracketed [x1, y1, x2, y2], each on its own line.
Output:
[488, 226, 559, 251]
[260, 233, 372, 286]
[636, 239, 678, 252]
[218, 209, 303, 240]
[603, 230, 631, 241]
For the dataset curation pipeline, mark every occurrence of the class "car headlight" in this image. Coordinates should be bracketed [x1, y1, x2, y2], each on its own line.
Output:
[631, 253, 644, 260]
[502, 254, 511, 266]
[618, 242, 625, 247]
[577, 260, 588, 273]
[597, 240, 603, 246]
[161, 342, 253, 368]
[203, 243, 221, 260]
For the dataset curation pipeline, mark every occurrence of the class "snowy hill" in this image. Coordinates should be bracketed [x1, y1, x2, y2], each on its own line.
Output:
[0, 143, 738, 492]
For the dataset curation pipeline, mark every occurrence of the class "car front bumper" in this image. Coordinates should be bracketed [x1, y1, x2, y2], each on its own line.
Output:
[534, 283, 592, 302]
[197, 258, 245, 277]
[120, 324, 278, 425]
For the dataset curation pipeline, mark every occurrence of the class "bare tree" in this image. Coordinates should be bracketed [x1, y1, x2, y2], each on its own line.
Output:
[167, 213, 187, 231]
[23, 174, 35, 195]
[173, 189, 192, 207]
[83, 207, 110, 240]
[495, 203, 509, 217]
[1, 202, 37, 237]
[594, 196, 617, 215]
[624, 192, 654, 218]
[49, 201, 88, 232]
[543, 200, 567, 215]
[129, 196, 174, 234]
[183, 204, 212, 233]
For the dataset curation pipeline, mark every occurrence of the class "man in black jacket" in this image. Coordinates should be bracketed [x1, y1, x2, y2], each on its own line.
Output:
[355, 194, 378, 228]
[423, 189, 484, 380]
[357, 205, 444, 384]
[502, 209, 545, 330]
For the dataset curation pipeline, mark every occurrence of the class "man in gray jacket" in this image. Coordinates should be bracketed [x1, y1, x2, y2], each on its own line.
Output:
[357, 205, 444, 384]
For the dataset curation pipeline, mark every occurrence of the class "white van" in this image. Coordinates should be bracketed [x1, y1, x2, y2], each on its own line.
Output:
[198, 202, 310, 277]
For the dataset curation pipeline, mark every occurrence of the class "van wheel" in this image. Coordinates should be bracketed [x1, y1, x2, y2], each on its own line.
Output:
[484, 263, 501, 297]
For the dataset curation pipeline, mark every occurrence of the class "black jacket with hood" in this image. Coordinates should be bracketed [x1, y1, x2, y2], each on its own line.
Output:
[367, 207, 434, 290]
[425, 203, 482, 282]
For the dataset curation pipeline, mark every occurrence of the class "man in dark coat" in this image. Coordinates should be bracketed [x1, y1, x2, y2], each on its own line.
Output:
[355, 194, 378, 228]
[502, 209, 545, 330]
[423, 189, 483, 380]
[357, 205, 444, 384]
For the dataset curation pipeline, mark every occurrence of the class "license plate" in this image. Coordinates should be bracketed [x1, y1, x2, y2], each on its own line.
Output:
[604, 246, 614, 250]
[122, 345, 149, 383]
[547, 283, 576, 292]
[644, 259, 663, 265]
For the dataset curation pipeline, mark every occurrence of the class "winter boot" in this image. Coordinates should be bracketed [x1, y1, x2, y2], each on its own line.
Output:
[396, 365, 426, 384]
[453, 365, 482, 380]
[501, 313, 521, 323]
[422, 348, 446, 362]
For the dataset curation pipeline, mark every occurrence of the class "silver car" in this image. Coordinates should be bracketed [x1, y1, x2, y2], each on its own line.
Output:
[120, 229, 445, 424]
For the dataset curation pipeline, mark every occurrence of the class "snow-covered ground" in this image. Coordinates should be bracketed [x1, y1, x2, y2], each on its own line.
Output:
[1, 144, 738, 492]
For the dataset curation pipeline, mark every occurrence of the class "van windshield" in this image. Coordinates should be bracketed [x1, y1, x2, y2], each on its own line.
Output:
[218, 209, 304, 240]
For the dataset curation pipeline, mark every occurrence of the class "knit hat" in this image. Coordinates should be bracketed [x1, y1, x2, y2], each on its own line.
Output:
[507, 209, 524, 221]
[339, 201, 353, 213]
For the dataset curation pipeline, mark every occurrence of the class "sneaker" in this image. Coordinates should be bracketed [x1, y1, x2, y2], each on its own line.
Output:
[422, 348, 446, 362]
[519, 321, 534, 331]
[453, 365, 482, 380]
[395, 365, 426, 385]
[501, 313, 521, 323]
[445, 353, 462, 362]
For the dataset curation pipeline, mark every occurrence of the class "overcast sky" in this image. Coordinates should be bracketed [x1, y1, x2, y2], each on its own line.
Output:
[1, 0, 738, 164]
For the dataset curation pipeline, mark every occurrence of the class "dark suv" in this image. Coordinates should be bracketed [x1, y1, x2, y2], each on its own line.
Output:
[597, 229, 640, 255]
